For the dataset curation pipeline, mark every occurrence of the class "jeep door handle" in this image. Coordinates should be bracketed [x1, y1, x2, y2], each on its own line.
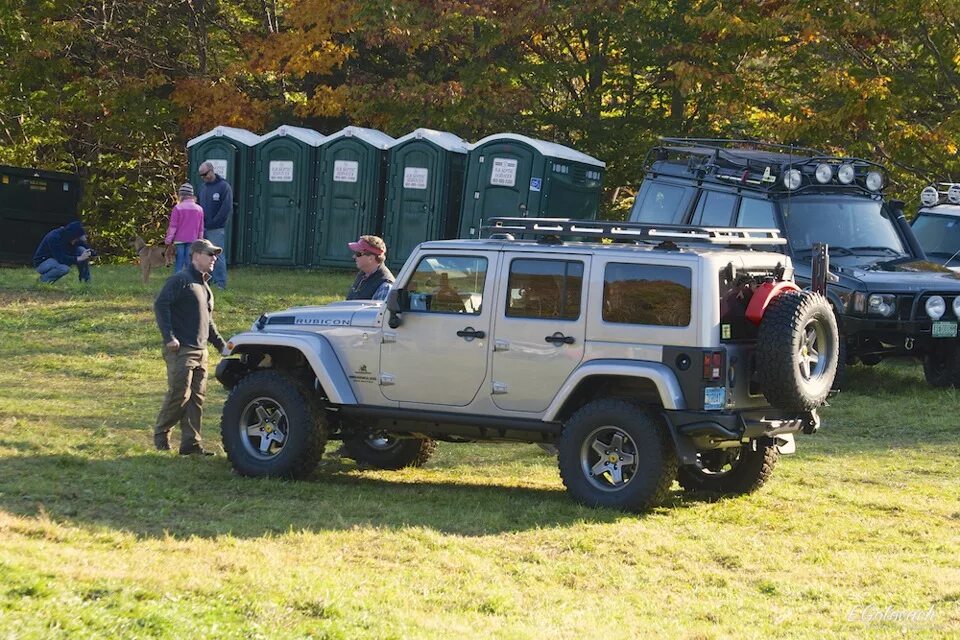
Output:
[545, 332, 575, 345]
[457, 327, 486, 339]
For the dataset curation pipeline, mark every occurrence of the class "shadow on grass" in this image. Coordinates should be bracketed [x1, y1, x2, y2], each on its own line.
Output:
[0, 453, 650, 539]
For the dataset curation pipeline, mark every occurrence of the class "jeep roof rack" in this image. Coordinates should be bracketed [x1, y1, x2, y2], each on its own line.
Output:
[645, 137, 887, 195]
[482, 217, 787, 247]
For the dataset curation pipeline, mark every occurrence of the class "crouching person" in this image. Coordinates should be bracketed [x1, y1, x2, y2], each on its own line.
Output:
[152, 239, 227, 456]
[33, 220, 93, 283]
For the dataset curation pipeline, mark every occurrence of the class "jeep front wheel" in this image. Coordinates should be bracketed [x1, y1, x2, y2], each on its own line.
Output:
[676, 438, 779, 495]
[221, 370, 327, 479]
[558, 399, 677, 512]
[342, 433, 436, 470]
[756, 291, 838, 412]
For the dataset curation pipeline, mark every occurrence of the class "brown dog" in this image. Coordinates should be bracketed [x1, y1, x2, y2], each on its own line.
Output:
[131, 236, 175, 284]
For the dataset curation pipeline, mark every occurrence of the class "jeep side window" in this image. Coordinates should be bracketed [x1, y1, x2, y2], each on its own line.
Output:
[736, 197, 777, 229]
[506, 259, 584, 320]
[602, 263, 692, 327]
[635, 183, 687, 223]
[691, 191, 737, 226]
[406, 256, 488, 314]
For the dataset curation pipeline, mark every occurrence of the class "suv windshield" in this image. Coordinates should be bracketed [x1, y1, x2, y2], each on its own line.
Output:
[912, 212, 960, 261]
[782, 196, 908, 257]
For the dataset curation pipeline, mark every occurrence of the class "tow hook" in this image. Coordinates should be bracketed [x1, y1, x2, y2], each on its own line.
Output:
[905, 337, 914, 350]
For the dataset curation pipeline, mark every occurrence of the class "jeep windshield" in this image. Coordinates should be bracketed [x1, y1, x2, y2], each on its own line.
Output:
[912, 212, 960, 265]
[782, 196, 909, 262]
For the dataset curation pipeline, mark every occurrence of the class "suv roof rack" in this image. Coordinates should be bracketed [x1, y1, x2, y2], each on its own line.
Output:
[645, 137, 887, 195]
[482, 217, 787, 247]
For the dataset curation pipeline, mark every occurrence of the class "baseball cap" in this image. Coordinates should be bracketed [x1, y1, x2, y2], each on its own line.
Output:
[190, 238, 222, 255]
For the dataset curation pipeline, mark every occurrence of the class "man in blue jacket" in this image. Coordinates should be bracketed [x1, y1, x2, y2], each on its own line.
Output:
[197, 161, 233, 289]
[32, 220, 93, 283]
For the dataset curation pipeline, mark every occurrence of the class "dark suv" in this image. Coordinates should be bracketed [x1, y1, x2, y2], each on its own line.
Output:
[629, 138, 960, 387]
[911, 184, 960, 272]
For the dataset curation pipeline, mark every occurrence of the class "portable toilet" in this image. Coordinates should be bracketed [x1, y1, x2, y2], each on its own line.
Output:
[0, 165, 83, 264]
[186, 126, 261, 265]
[382, 128, 469, 267]
[251, 125, 324, 266]
[458, 133, 605, 238]
[313, 126, 396, 268]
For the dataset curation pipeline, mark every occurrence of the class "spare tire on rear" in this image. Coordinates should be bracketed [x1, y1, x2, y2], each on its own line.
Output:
[755, 290, 838, 412]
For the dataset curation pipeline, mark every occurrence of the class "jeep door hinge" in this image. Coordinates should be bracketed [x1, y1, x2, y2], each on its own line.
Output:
[492, 381, 508, 394]
[379, 373, 396, 386]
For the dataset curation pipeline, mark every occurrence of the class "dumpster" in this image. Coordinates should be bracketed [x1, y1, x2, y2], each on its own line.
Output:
[458, 133, 605, 238]
[186, 126, 261, 265]
[313, 126, 396, 267]
[382, 128, 469, 268]
[0, 165, 83, 265]
[251, 125, 324, 266]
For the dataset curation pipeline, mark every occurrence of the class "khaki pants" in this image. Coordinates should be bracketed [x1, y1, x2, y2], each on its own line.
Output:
[154, 347, 208, 450]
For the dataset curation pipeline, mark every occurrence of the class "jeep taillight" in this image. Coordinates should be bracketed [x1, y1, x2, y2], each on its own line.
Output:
[703, 351, 723, 381]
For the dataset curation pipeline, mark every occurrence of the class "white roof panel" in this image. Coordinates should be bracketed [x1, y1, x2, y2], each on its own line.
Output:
[390, 128, 469, 153]
[323, 126, 396, 150]
[258, 125, 326, 146]
[187, 126, 262, 148]
[470, 133, 605, 167]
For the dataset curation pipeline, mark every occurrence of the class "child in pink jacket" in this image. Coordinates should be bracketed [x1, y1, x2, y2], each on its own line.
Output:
[165, 183, 205, 273]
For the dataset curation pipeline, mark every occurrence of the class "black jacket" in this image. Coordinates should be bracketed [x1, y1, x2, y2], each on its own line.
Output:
[154, 265, 225, 351]
[347, 263, 395, 300]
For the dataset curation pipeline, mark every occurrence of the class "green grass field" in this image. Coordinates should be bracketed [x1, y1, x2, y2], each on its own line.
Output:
[0, 264, 958, 639]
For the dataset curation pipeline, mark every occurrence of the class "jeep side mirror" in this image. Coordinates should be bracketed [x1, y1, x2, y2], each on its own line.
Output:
[386, 288, 407, 328]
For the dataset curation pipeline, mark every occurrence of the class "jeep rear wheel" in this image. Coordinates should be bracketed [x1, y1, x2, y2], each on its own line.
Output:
[756, 291, 838, 412]
[558, 399, 677, 512]
[923, 345, 960, 388]
[676, 438, 779, 495]
[221, 370, 327, 479]
[342, 433, 436, 470]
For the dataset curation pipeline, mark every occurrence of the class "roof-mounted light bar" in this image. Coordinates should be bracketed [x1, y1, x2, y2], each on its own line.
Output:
[920, 183, 960, 206]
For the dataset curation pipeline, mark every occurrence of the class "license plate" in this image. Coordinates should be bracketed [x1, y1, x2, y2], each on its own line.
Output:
[704, 386, 726, 411]
[932, 321, 958, 338]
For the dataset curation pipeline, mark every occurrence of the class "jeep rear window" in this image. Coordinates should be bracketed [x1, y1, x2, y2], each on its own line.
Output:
[506, 259, 584, 320]
[602, 263, 692, 326]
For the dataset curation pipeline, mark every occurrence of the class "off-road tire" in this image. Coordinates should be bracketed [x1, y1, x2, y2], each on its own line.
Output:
[342, 434, 436, 470]
[558, 399, 677, 512]
[221, 370, 327, 479]
[756, 291, 838, 412]
[923, 344, 960, 388]
[677, 438, 779, 495]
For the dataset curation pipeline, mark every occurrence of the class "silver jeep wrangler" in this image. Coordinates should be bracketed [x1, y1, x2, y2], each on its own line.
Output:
[216, 218, 838, 511]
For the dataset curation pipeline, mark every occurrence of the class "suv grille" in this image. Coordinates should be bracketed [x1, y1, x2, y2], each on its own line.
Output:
[898, 293, 960, 321]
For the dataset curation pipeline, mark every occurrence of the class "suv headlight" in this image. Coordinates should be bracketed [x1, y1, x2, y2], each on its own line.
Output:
[926, 295, 946, 320]
[837, 163, 856, 184]
[865, 171, 883, 191]
[952, 297, 960, 319]
[867, 293, 896, 317]
[920, 186, 940, 206]
[815, 163, 833, 184]
[948, 184, 960, 204]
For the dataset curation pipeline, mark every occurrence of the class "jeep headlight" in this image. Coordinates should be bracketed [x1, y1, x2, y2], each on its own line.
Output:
[920, 186, 940, 207]
[783, 169, 802, 190]
[867, 294, 896, 317]
[926, 295, 946, 320]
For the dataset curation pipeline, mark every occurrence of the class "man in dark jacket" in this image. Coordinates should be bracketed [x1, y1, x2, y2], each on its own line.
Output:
[152, 238, 227, 455]
[197, 161, 233, 290]
[32, 221, 93, 283]
[346, 235, 394, 300]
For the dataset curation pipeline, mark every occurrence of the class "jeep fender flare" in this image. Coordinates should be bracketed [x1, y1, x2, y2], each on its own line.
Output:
[224, 331, 357, 405]
[543, 359, 687, 422]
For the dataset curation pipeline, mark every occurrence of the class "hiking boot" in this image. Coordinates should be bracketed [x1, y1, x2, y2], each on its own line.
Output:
[179, 445, 215, 457]
[154, 434, 171, 451]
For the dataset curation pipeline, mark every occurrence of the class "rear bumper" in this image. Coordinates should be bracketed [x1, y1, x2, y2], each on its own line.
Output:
[663, 408, 819, 458]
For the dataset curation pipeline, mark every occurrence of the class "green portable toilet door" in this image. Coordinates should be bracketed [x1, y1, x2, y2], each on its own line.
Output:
[386, 143, 443, 265]
[317, 142, 378, 267]
[465, 145, 535, 236]
[255, 138, 307, 265]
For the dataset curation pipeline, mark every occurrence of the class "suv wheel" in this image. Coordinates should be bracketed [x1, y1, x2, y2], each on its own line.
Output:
[558, 399, 677, 512]
[677, 438, 779, 495]
[221, 370, 327, 478]
[756, 291, 838, 412]
[342, 433, 437, 470]
[923, 345, 960, 388]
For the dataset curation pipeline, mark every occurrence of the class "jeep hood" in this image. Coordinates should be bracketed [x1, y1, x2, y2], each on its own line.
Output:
[258, 300, 384, 330]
